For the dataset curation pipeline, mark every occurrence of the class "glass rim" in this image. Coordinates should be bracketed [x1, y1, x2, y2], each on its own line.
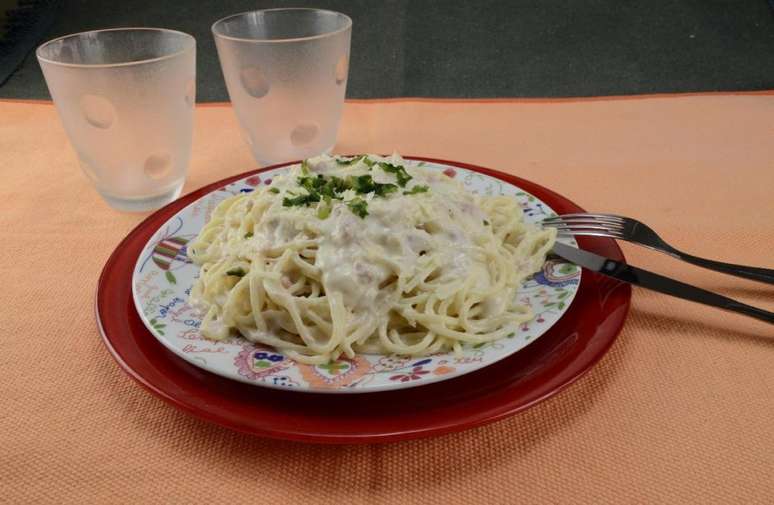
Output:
[36, 27, 195, 69]
[211, 8, 352, 44]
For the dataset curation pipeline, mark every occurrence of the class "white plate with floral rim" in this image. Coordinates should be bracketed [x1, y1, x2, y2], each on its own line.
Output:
[132, 159, 581, 393]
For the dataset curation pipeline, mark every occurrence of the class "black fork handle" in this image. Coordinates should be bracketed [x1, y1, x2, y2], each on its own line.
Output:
[668, 250, 774, 285]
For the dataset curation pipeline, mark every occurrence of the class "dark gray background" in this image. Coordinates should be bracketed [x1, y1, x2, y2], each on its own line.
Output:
[2, 0, 773, 101]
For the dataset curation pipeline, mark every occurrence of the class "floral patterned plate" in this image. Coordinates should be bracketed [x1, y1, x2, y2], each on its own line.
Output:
[131, 159, 581, 393]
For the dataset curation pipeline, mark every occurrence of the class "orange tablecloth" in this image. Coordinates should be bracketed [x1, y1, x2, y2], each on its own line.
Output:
[2, 95, 773, 504]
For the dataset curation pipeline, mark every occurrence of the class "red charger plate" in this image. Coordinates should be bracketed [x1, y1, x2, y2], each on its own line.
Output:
[96, 157, 631, 444]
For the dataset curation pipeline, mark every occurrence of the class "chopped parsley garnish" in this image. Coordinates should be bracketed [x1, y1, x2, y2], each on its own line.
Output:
[283, 192, 320, 207]
[317, 194, 333, 219]
[347, 197, 369, 218]
[327, 176, 350, 195]
[335, 155, 366, 166]
[483, 220, 490, 226]
[283, 158, 424, 218]
[378, 162, 412, 187]
[403, 185, 429, 195]
[269, 187, 280, 194]
[336, 155, 376, 168]
[317, 202, 332, 219]
[297, 174, 326, 193]
[350, 174, 398, 197]
[226, 268, 246, 277]
[297, 174, 348, 200]
[375, 183, 399, 197]
[350, 174, 374, 193]
[244, 231, 254, 238]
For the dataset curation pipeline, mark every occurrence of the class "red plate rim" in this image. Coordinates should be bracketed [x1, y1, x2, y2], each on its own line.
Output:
[96, 156, 632, 444]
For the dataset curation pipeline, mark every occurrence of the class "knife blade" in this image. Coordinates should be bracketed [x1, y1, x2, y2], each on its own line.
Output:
[552, 242, 773, 324]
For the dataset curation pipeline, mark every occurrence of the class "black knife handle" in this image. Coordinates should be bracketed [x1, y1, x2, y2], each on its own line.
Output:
[609, 261, 774, 324]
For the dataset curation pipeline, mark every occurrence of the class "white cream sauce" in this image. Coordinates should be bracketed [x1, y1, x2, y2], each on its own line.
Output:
[247, 154, 493, 317]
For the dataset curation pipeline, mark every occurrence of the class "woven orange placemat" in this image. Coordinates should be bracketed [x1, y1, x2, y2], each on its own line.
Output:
[1, 94, 772, 504]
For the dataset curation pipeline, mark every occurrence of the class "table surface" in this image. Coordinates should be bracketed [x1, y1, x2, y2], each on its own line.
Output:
[2, 94, 773, 504]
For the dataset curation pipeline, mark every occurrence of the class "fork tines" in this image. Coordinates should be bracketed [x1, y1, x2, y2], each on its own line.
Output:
[541, 213, 625, 237]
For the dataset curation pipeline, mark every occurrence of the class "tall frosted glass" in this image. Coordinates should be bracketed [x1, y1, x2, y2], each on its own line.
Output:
[37, 28, 195, 212]
[212, 9, 352, 165]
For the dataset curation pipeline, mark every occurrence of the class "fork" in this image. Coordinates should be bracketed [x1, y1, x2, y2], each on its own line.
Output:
[542, 213, 774, 285]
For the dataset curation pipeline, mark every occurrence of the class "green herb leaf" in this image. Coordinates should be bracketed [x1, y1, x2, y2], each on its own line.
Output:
[375, 183, 398, 197]
[335, 154, 375, 167]
[483, 220, 490, 226]
[269, 187, 280, 194]
[226, 268, 246, 277]
[346, 197, 369, 218]
[350, 174, 375, 193]
[317, 194, 333, 220]
[244, 231, 254, 238]
[378, 162, 412, 187]
[283, 192, 321, 207]
[297, 174, 326, 193]
[328, 176, 351, 195]
[348, 174, 398, 197]
[317, 202, 332, 219]
[335, 155, 363, 166]
[403, 185, 429, 195]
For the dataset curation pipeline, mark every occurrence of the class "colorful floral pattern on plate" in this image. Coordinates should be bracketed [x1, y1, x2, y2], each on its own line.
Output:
[132, 160, 581, 393]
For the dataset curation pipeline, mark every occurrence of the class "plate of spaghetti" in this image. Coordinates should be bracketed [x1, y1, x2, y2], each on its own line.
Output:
[131, 154, 581, 393]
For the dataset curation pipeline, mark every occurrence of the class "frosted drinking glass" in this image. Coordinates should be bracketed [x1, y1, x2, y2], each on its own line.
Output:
[37, 28, 196, 212]
[212, 9, 352, 165]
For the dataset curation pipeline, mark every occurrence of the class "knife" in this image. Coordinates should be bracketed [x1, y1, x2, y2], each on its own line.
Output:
[552, 242, 774, 324]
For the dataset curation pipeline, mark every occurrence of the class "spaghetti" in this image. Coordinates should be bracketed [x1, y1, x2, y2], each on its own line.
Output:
[188, 154, 556, 364]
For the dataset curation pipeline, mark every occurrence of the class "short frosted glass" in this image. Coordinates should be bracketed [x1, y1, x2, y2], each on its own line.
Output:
[212, 9, 352, 165]
[37, 28, 196, 212]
